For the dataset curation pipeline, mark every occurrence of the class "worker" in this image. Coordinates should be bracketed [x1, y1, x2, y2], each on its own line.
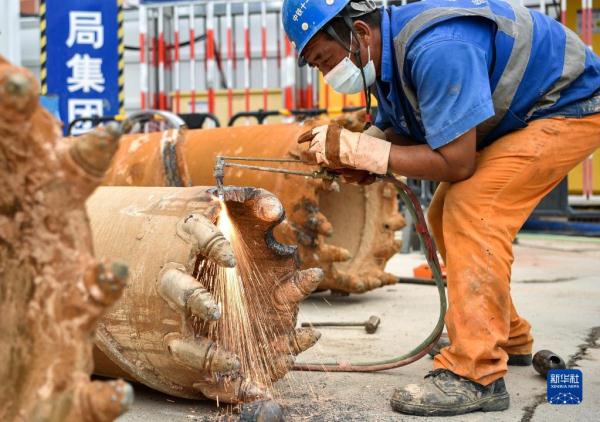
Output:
[283, 0, 600, 416]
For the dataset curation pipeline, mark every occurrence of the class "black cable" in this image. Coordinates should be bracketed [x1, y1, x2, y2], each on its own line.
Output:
[125, 32, 228, 89]
[124, 33, 207, 51]
[550, 0, 561, 21]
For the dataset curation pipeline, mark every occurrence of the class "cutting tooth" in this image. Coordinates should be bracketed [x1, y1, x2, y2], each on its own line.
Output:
[317, 178, 340, 192]
[250, 193, 284, 223]
[85, 260, 128, 307]
[394, 239, 403, 252]
[274, 268, 323, 308]
[76, 379, 134, 420]
[194, 378, 269, 404]
[4, 72, 32, 97]
[374, 239, 402, 259]
[238, 379, 271, 402]
[311, 212, 333, 236]
[334, 271, 365, 293]
[180, 213, 236, 268]
[318, 244, 351, 263]
[158, 265, 221, 320]
[165, 333, 240, 374]
[0, 70, 37, 116]
[384, 214, 406, 231]
[68, 124, 122, 177]
[363, 275, 383, 291]
[294, 228, 315, 246]
[269, 355, 295, 381]
[272, 328, 321, 355]
[289, 328, 321, 355]
[187, 288, 221, 320]
[378, 271, 398, 286]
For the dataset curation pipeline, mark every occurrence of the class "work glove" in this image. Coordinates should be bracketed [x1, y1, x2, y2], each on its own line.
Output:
[336, 169, 377, 185]
[338, 125, 386, 185]
[363, 124, 387, 140]
[297, 123, 392, 175]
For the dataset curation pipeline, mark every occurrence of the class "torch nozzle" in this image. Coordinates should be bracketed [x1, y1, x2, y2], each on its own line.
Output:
[214, 156, 225, 201]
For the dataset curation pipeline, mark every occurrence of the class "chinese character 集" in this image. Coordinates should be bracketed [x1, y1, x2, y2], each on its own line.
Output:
[67, 54, 105, 93]
[66, 11, 104, 48]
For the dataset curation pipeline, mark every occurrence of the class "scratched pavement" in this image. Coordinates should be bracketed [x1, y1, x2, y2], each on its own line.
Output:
[117, 233, 600, 421]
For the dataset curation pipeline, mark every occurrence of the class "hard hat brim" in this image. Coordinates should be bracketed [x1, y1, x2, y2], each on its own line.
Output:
[283, 0, 350, 68]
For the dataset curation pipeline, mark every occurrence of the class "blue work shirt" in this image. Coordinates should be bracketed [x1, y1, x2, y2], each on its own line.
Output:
[374, 3, 600, 150]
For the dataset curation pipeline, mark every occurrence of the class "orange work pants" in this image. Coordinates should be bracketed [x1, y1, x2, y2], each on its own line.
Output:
[429, 114, 600, 385]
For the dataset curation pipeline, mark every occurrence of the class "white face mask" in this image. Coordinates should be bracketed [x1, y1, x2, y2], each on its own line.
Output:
[324, 35, 376, 94]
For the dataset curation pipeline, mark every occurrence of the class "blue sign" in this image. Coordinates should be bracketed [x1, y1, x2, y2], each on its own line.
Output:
[42, 0, 122, 135]
[547, 369, 583, 405]
[39, 95, 60, 120]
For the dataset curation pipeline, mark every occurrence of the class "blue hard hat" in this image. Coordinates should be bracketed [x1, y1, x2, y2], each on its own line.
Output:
[282, 0, 351, 66]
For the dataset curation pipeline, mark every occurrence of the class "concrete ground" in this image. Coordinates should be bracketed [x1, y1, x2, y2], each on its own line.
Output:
[117, 233, 600, 421]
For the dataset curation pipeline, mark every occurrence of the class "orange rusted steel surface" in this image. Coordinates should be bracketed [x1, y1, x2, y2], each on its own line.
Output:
[0, 56, 132, 422]
[104, 119, 404, 294]
[89, 186, 321, 402]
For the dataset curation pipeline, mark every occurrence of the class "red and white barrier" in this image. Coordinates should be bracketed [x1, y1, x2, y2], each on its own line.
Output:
[282, 32, 294, 111]
[206, 1, 216, 115]
[139, 5, 148, 110]
[261, 2, 268, 110]
[243, 2, 251, 115]
[189, 3, 196, 113]
[173, 6, 181, 113]
[150, 24, 158, 108]
[305, 67, 313, 109]
[276, 10, 282, 96]
[226, 2, 234, 119]
[173, 6, 181, 114]
[157, 6, 167, 110]
[136, 1, 576, 126]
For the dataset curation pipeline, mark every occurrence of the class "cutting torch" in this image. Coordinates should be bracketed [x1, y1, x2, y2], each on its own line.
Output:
[213, 155, 447, 372]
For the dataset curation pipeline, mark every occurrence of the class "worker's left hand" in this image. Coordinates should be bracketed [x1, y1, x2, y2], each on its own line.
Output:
[297, 123, 392, 175]
[337, 169, 377, 185]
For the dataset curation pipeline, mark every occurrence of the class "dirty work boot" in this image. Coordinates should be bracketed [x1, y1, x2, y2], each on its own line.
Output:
[390, 369, 510, 416]
[428, 334, 532, 366]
